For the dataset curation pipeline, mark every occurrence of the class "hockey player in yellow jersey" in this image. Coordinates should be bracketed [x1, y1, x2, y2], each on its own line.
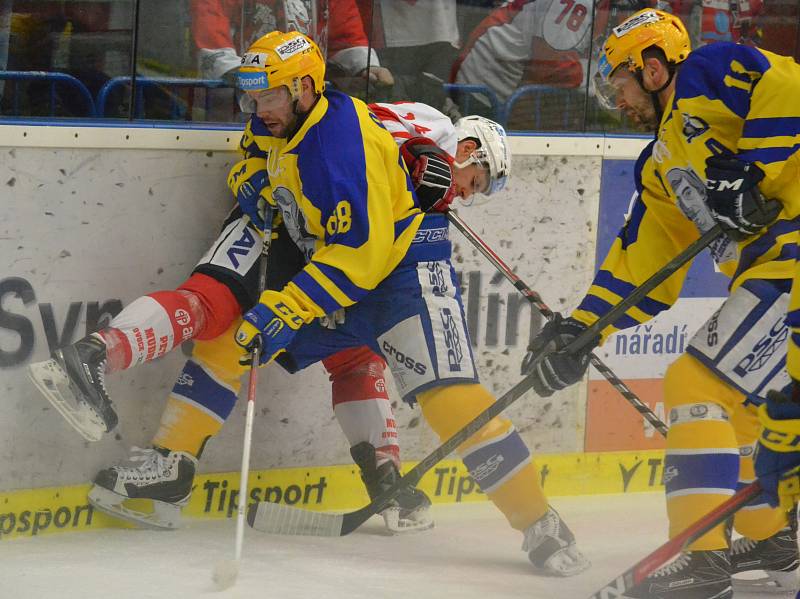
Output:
[522, 8, 800, 597]
[226, 30, 589, 576]
[225, 29, 590, 577]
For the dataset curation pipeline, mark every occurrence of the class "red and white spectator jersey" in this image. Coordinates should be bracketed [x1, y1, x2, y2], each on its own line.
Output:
[452, 0, 605, 99]
[368, 101, 458, 156]
[190, 0, 379, 80]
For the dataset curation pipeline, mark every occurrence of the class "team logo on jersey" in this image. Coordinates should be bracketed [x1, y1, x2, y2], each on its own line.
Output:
[681, 114, 710, 142]
[613, 10, 660, 38]
[275, 35, 311, 61]
[272, 186, 317, 262]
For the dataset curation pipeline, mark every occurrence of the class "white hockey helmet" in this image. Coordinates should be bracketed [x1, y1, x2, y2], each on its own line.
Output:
[454, 115, 511, 195]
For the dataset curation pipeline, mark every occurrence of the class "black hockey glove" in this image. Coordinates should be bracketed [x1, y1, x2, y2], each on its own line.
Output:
[521, 314, 600, 398]
[400, 137, 457, 213]
[705, 155, 781, 241]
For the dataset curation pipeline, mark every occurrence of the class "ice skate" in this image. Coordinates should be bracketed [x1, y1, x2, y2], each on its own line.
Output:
[522, 506, 590, 577]
[350, 442, 434, 534]
[624, 550, 732, 598]
[88, 446, 197, 530]
[731, 514, 799, 593]
[27, 333, 117, 442]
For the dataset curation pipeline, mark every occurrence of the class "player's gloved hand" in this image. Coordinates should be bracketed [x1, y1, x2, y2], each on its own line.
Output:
[235, 290, 306, 365]
[704, 155, 781, 241]
[521, 314, 600, 398]
[319, 308, 345, 330]
[400, 137, 457, 213]
[754, 385, 800, 511]
[227, 157, 272, 231]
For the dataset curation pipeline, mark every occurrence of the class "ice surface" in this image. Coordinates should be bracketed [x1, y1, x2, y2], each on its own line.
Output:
[1, 492, 795, 598]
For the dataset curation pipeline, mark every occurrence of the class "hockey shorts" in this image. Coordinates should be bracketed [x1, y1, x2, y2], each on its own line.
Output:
[277, 255, 480, 404]
[686, 278, 791, 405]
[193, 207, 306, 311]
[193, 210, 479, 403]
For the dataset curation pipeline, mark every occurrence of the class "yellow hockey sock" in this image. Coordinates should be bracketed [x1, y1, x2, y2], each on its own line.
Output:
[418, 383, 548, 530]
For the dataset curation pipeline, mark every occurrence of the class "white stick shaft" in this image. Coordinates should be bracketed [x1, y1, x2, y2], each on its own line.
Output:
[234, 365, 259, 561]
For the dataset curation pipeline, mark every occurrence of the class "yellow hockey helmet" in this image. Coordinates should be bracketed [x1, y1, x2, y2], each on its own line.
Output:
[594, 9, 690, 109]
[237, 30, 325, 102]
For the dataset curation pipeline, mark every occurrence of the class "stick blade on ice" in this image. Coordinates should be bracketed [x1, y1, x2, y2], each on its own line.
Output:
[247, 502, 344, 536]
[211, 559, 239, 591]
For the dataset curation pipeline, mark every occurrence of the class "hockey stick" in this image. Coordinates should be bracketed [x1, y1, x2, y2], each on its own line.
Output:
[587, 481, 762, 598]
[247, 222, 722, 537]
[212, 217, 273, 590]
[446, 210, 668, 437]
[567, 223, 722, 354]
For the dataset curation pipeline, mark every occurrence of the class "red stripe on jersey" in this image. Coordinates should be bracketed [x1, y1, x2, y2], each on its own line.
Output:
[369, 104, 402, 123]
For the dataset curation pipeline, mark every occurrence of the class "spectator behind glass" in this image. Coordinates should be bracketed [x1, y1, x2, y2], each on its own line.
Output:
[190, 0, 392, 88]
[357, 0, 461, 118]
[451, 0, 608, 129]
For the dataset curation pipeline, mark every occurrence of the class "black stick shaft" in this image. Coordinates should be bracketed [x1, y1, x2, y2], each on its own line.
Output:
[446, 210, 669, 437]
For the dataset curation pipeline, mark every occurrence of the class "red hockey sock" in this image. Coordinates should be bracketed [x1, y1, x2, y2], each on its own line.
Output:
[101, 273, 240, 373]
[324, 347, 400, 468]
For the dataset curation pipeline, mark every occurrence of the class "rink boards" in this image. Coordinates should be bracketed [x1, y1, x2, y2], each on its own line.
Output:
[0, 125, 726, 538]
[0, 450, 666, 539]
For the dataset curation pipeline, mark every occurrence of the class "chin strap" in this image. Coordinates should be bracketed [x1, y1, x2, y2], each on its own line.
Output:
[287, 94, 320, 139]
[636, 64, 678, 123]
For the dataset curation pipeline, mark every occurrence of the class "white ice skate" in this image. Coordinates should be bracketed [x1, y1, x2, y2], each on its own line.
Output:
[88, 447, 197, 530]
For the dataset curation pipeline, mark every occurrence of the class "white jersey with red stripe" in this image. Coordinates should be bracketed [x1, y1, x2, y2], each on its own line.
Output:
[368, 101, 458, 156]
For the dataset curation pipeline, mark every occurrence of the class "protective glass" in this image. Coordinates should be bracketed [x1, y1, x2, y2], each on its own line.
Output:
[238, 87, 290, 114]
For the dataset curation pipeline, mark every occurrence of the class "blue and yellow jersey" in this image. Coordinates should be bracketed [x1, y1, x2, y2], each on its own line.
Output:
[572, 43, 800, 344]
[229, 89, 424, 323]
